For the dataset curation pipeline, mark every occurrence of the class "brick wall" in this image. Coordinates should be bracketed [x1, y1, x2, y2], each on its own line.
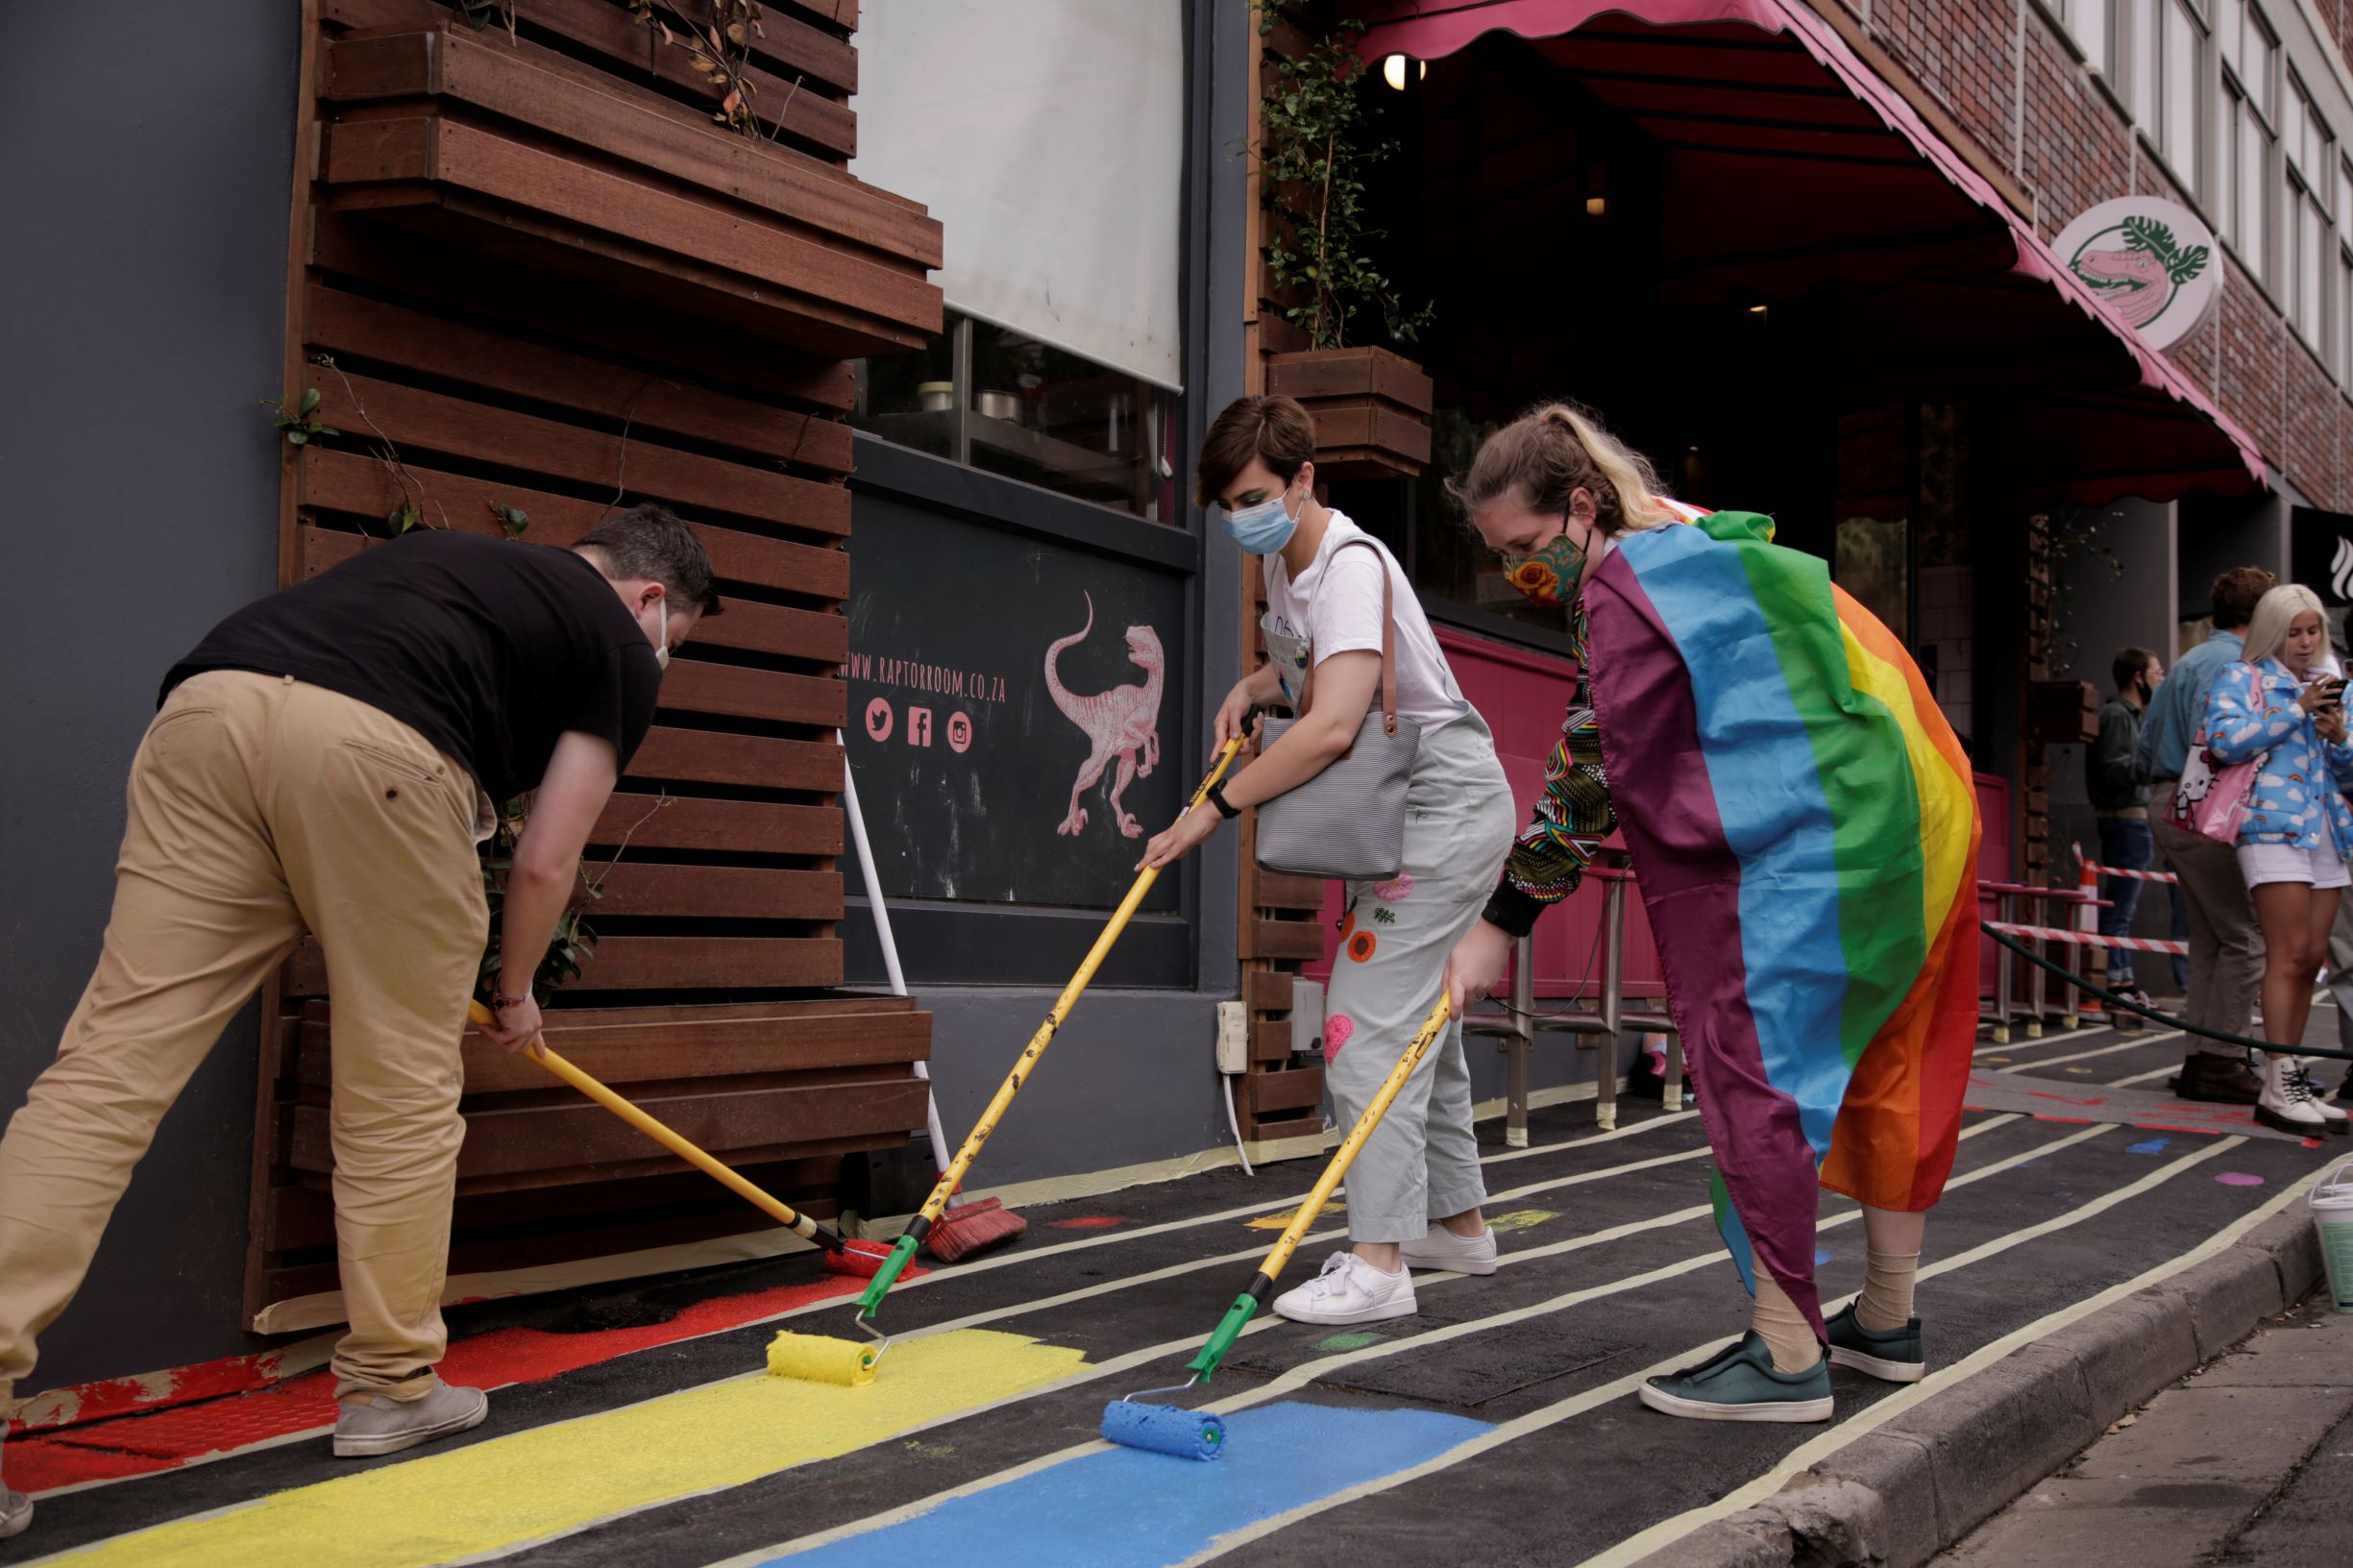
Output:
[1857, 0, 2353, 507]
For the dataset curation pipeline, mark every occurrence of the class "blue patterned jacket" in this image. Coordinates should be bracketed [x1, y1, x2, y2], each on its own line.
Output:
[2200, 658, 2353, 851]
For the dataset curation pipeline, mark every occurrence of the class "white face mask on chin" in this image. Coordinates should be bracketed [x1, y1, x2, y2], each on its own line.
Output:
[644, 602, 670, 670]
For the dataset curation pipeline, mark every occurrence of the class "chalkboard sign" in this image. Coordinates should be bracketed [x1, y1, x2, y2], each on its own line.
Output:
[846, 493, 1189, 910]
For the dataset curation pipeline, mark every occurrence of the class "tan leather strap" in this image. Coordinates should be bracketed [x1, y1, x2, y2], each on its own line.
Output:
[1294, 535, 1400, 737]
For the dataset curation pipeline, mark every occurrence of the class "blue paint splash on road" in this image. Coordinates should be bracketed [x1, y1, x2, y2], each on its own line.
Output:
[2127, 1138, 2170, 1155]
[767, 1402, 1492, 1568]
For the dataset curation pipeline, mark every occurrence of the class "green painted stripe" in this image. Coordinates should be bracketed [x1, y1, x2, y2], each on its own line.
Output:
[1716, 517, 1926, 1068]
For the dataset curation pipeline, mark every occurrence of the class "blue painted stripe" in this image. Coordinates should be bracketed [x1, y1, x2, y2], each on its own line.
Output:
[766, 1403, 1493, 1567]
[1618, 526, 1849, 1161]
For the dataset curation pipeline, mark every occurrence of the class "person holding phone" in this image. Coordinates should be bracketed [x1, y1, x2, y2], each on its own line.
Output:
[2200, 583, 2353, 1137]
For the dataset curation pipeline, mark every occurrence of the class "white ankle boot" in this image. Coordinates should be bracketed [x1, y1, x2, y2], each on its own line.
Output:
[2258, 1056, 2347, 1138]
[2293, 1064, 2350, 1131]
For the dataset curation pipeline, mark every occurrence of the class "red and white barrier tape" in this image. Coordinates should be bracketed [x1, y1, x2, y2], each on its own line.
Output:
[1983, 920, 2187, 955]
[2077, 860, 2180, 885]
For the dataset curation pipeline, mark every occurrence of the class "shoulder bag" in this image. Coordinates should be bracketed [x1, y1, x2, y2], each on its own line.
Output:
[2166, 664, 2265, 846]
[1253, 536, 1423, 880]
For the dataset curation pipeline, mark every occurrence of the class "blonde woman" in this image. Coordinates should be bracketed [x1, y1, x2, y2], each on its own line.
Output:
[2199, 583, 2353, 1137]
[1139, 395, 1517, 1326]
[1442, 404, 1980, 1422]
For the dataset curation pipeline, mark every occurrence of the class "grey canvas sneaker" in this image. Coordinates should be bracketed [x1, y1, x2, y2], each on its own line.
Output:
[1, 1434, 31, 1539]
[333, 1383, 489, 1458]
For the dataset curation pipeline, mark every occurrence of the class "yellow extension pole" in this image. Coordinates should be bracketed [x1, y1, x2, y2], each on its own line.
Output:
[1182, 991, 1454, 1382]
[855, 734, 1248, 1317]
[464, 998, 829, 1247]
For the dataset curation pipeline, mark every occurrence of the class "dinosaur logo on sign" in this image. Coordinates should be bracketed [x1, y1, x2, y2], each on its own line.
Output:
[2055, 198, 2221, 351]
[2070, 215, 2210, 330]
[1045, 594, 1164, 840]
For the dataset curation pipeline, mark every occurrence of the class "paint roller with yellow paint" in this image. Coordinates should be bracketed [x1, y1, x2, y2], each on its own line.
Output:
[840, 736, 1249, 1365]
[464, 999, 879, 1386]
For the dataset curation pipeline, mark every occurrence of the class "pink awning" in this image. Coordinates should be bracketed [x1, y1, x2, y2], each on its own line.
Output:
[1357, 0, 2266, 502]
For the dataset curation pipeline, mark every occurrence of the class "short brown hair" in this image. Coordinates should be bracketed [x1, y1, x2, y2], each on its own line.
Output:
[578, 503, 722, 616]
[2111, 647, 2158, 691]
[2211, 566, 2276, 630]
[1194, 395, 1317, 509]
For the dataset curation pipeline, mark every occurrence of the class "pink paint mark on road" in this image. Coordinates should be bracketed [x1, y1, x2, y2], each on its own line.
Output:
[2216, 1172, 2267, 1187]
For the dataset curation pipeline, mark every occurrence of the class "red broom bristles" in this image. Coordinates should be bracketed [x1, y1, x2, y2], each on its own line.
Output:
[924, 1196, 1027, 1262]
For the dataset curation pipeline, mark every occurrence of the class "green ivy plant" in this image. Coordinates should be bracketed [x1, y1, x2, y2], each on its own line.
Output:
[1254, 2, 1433, 350]
[478, 792, 671, 1003]
[263, 388, 338, 448]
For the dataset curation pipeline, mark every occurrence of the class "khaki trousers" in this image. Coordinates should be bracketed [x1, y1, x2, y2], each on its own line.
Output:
[0, 672, 488, 1409]
[2152, 816, 2264, 1053]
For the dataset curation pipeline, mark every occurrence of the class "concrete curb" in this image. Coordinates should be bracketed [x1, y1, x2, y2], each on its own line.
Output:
[1630, 1205, 2327, 1568]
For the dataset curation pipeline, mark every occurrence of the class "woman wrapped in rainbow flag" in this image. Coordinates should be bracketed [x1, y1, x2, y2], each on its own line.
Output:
[1444, 404, 1981, 1422]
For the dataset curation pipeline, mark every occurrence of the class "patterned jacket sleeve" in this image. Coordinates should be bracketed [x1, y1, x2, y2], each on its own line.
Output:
[1482, 697, 1616, 939]
[2201, 663, 2291, 765]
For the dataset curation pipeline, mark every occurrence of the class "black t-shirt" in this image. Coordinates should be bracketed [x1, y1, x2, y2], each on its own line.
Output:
[164, 531, 661, 802]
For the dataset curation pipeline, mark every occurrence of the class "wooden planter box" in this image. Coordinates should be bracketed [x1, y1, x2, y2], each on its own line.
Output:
[1267, 345, 1435, 479]
[318, 18, 941, 359]
[2024, 678, 2100, 746]
[254, 996, 931, 1323]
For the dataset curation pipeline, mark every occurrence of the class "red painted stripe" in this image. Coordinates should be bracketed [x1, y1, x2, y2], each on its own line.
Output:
[8, 1267, 898, 1495]
[1045, 1216, 1125, 1230]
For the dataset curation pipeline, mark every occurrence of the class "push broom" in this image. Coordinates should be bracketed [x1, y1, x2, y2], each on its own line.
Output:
[462, 999, 892, 1385]
[818, 734, 1249, 1373]
[1100, 991, 1457, 1458]
[837, 726, 1023, 1269]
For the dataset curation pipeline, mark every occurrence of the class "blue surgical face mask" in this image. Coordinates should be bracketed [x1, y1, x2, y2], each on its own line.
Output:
[1221, 480, 1302, 555]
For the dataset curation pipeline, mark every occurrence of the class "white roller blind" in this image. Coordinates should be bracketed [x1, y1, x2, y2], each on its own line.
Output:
[852, 0, 1185, 390]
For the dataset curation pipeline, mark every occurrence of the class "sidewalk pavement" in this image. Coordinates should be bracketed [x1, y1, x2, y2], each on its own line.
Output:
[1929, 1288, 2353, 1567]
[1630, 1178, 2333, 1568]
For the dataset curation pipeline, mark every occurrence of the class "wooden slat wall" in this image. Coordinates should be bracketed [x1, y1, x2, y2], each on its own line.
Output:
[249, 0, 942, 1321]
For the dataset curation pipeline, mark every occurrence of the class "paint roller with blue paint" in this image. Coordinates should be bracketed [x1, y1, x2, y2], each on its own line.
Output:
[1101, 992, 1456, 1458]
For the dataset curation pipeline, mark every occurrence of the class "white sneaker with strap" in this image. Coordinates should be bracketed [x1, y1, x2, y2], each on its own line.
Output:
[1271, 1250, 1418, 1325]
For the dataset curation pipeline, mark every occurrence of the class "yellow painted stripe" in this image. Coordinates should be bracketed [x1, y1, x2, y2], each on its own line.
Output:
[49, 1331, 1083, 1568]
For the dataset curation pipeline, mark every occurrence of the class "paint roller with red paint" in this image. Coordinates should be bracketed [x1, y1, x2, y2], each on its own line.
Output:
[464, 999, 893, 1385]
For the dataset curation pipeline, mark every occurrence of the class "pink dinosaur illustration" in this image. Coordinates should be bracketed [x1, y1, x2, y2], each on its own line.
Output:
[1046, 593, 1164, 839]
[2075, 246, 2172, 328]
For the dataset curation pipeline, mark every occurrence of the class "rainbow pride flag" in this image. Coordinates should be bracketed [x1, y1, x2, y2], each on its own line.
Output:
[1584, 510, 1980, 1333]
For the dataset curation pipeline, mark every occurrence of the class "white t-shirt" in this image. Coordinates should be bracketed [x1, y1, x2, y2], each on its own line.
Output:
[1262, 512, 1466, 733]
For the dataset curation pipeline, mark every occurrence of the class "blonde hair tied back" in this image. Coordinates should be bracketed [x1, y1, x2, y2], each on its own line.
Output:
[2241, 582, 2329, 668]
[1448, 402, 1676, 535]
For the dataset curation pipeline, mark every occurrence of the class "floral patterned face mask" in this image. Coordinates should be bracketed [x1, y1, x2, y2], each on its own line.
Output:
[1500, 521, 1586, 608]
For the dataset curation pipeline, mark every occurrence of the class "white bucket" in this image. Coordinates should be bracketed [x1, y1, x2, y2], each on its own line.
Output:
[2310, 1158, 2353, 1313]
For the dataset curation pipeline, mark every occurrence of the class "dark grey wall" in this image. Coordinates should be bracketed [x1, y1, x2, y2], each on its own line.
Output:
[1, 4, 297, 1388]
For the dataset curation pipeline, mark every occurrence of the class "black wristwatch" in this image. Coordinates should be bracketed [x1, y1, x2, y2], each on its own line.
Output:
[1207, 781, 1241, 821]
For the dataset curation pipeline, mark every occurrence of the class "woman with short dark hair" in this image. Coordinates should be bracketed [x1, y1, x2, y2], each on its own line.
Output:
[1140, 394, 1516, 1327]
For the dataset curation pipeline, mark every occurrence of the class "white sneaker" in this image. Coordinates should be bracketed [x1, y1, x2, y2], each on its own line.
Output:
[1398, 1224, 1499, 1275]
[2258, 1057, 2344, 1138]
[1272, 1250, 1418, 1325]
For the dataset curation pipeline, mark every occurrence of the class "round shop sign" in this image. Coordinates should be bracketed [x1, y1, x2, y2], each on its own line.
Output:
[2053, 196, 2220, 351]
